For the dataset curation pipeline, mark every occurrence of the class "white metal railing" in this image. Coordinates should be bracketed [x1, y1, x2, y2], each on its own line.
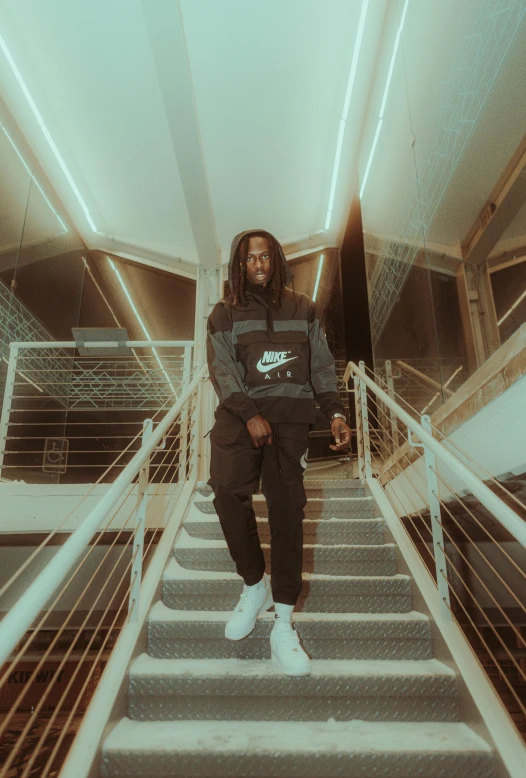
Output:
[0, 362, 208, 778]
[346, 359, 526, 774]
[0, 340, 194, 483]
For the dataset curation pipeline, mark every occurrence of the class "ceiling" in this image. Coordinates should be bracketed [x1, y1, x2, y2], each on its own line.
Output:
[0, 0, 386, 273]
[0, 0, 524, 278]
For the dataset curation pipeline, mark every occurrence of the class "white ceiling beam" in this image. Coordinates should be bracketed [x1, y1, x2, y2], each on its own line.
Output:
[141, 0, 219, 270]
[94, 236, 198, 280]
[0, 232, 84, 263]
[488, 249, 526, 274]
[462, 136, 526, 266]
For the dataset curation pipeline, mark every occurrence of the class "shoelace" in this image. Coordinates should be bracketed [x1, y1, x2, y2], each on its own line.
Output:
[273, 624, 301, 650]
[235, 585, 262, 612]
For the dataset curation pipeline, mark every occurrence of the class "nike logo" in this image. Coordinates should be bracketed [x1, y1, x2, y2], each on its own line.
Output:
[256, 351, 298, 373]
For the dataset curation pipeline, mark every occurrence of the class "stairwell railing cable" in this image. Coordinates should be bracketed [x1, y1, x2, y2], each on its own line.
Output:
[362, 401, 526, 704]
[0, 361, 207, 778]
[345, 359, 526, 740]
[362, 361, 526, 514]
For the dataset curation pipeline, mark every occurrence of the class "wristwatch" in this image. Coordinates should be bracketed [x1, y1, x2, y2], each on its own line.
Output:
[331, 413, 347, 423]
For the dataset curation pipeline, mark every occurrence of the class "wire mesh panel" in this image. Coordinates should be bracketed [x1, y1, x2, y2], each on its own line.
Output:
[0, 343, 194, 484]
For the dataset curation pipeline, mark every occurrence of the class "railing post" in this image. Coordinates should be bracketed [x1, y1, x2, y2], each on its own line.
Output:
[353, 374, 365, 480]
[420, 414, 451, 622]
[128, 418, 152, 622]
[358, 360, 373, 480]
[385, 360, 399, 451]
[0, 343, 19, 476]
[178, 345, 192, 481]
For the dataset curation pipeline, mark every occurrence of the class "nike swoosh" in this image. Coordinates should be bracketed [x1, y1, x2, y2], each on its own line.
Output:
[256, 355, 298, 373]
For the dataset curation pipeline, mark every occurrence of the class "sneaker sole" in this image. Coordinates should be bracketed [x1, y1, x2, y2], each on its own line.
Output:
[224, 590, 274, 641]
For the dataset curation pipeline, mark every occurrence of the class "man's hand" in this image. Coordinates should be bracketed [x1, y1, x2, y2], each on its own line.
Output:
[246, 414, 273, 448]
[330, 417, 352, 451]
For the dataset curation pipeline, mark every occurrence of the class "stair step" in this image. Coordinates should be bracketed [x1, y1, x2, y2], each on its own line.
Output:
[193, 496, 375, 519]
[128, 655, 458, 722]
[101, 719, 495, 778]
[197, 478, 366, 498]
[148, 606, 432, 661]
[162, 561, 413, 613]
[173, 532, 396, 576]
[184, 516, 385, 545]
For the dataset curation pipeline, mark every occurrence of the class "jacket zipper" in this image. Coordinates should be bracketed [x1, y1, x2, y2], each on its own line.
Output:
[266, 304, 274, 335]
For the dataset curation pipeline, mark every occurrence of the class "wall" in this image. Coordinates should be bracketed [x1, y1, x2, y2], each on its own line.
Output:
[0, 482, 179, 532]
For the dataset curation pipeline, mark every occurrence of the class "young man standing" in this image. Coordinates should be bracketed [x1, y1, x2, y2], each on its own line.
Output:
[207, 229, 351, 676]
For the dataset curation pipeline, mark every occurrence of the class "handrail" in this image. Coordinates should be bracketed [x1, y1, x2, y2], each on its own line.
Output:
[395, 359, 453, 396]
[9, 340, 194, 348]
[0, 363, 208, 668]
[345, 361, 526, 547]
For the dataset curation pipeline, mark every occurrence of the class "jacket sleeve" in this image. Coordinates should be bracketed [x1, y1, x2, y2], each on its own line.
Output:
[308, 301, 346, 421]
[207, 302, 260, 423]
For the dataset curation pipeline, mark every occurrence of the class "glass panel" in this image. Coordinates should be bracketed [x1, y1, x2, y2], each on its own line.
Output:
[361, 0, 526, 416]
[360, 0, 442, 417]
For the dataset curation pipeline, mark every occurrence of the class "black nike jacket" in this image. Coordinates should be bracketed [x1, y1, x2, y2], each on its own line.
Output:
[206, 229, 345, 425]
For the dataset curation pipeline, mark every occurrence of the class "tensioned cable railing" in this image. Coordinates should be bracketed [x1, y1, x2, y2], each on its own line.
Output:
[362, 361, 526, 517]
[345, 360, 526, 751]
[0, 362, 207, 778]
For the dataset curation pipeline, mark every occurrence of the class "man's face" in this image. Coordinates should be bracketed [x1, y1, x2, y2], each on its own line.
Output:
[243, 235, 271, 287]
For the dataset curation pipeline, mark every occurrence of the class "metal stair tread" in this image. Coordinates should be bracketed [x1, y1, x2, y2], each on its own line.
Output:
[194, 495, 373, 505]
[130, 654, 455, 680]
[184, 513, 384, 524]
[103, 718, 492, 755]
[173, 529, 394, 551]
[149, 602, 429, 625]
[162, 558, 410, 583]
[198, 479, 365, 494]
[191, 497, 375, 517]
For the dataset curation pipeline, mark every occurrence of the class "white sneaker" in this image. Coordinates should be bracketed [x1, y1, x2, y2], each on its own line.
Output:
[270, 619, 311, 676]
[225, 574, 273, 641]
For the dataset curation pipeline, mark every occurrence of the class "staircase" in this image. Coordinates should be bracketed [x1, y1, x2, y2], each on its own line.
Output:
[101, 478, 498, 777]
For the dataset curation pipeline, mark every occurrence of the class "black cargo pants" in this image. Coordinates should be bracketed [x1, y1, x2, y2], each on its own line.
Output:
[208, 407, 309, 606]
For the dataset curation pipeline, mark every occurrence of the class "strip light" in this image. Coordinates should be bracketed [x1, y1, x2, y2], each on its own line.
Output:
[312, 254, 325, 302]
[82, 257, 147, 375]
[1, 124, 68, 233]
[497, 287, 526, 326]
[325, 0, 370, 231]
[107, 257, 176, 395]
[0, 31, 98, 233]
[359, 0, 409, 200]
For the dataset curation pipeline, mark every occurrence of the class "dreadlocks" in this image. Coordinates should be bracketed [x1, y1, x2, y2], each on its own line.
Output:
[231, 233, 288, 310]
